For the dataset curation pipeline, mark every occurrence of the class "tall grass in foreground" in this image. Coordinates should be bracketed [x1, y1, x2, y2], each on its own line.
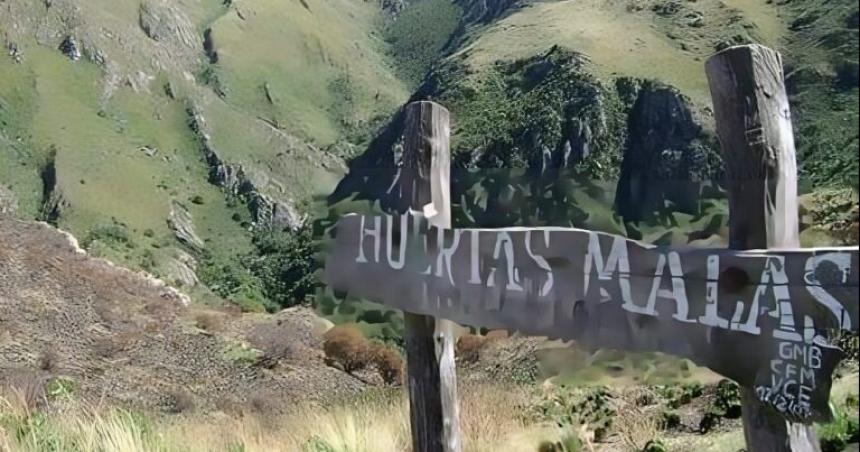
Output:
[0, 384, 566, 452]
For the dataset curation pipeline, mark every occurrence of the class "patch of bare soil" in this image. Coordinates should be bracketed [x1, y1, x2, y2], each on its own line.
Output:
[0, 217, 364, 416]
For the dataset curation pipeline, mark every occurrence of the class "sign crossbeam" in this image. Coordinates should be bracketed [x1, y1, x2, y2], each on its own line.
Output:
[325, 212, 859, 424]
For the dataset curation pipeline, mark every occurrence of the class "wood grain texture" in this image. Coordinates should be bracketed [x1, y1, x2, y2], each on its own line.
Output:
[400, 101, 461, 452]
[705, 44, 799, 251]
[706, 44, 819, 452]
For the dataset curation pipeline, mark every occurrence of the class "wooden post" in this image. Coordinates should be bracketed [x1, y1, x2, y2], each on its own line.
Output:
[400, 101, 461, 452]
[706, 44, 820, 452]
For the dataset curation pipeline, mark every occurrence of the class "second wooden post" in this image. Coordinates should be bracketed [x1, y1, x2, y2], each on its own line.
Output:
[706, 44, 820, 452]
[400, 100, 462, 452]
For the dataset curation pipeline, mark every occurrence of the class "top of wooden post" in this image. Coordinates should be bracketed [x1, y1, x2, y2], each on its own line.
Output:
[705, 44, 799, 250]
[402, 101, 452, 229]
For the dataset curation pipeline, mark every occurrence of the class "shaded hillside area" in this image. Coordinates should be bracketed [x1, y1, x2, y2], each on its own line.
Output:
[334, 0, 859, 215]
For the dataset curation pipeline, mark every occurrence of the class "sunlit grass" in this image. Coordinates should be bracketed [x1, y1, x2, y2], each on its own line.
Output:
[0, 383, 564, 452]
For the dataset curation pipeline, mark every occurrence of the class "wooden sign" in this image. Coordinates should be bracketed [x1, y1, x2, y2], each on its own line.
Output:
[325, 212, 859, 423]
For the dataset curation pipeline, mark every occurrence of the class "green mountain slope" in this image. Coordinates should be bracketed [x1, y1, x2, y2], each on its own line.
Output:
[0, 0, 409, 309]
[1, 0, 857, 311]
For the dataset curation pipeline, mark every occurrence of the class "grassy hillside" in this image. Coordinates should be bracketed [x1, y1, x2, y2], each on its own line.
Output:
[2, 0, 857, 312]
[208, 0, 409, 145]
[0, 0, 410, 309]
[452, 0, 782, 107]
[439, 0, 857, 187]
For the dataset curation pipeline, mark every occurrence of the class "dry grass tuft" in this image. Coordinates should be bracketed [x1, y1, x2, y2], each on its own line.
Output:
[193, 312, 225, 333]
[0, 382, 568, 452]
[1, 371, 46, 418]
[609, 396, 662, 451]
[323, 324, 405, 385]
[368, 342, 404, 386]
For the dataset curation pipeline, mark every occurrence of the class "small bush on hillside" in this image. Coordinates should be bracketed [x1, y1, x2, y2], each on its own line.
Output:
[164, 389, 195, 414]
[535, 386, 615, 442]
[82, 223, 135, 250]
[223, 342, 264, 368]
[819, 404, 860, 452]
[713, 379, 742, 419]
[698, 407, 723, 434]
[659, 382, 703, 409]
[538, 428, 584, 452]
[660, 410, 681, 430]
[45, 377, 74, 400]
[456, 331, 509, 364]
[456, 334, 487, 363]
[197, 253, 273, 312]
[323, 325, 372, 373]
[36, 350, 57, 372]
[369, 342, 404, 385]
[323, 325, 404, 384]
[251, 329, 302, 369]
[194, 312, 225, 332]
[641, 439, 668, 452]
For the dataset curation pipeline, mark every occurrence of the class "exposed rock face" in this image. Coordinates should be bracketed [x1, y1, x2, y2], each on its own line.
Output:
[380, 0, 407, 15]
[39, 153, 67, 225]
[166, 249, 199, 288]
[0, 186, 17, 215]
[58, 35, 81, 61]
[615, 82, 718, 221]
[187, 107, 304, 231]
[39, 190, 67, 225]
[249, 193, 304, 231]
[202, 28, 218, 64]
[167, 201, 205, 252]
[457, 0, 521, 24]
[138, 0, 197, 48]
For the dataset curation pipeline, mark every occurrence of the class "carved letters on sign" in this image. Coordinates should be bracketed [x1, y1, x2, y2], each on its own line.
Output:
[324, 213, 859, 423]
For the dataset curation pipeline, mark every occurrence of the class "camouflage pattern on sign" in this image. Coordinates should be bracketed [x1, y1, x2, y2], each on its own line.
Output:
[324, 213, 860, 423]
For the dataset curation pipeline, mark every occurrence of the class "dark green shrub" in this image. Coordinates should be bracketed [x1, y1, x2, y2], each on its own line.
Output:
[659, 382, 704, 409]
[82, 223, 135, 250]
[642, 439, 668, 452]
[714, 379, 742, 419]
[383, 0, 462, 86]
[661, 410, 681, 430]
[197, 253, 273, 312]
[249, 225, 319, 309]
[819, 405, 860, 452]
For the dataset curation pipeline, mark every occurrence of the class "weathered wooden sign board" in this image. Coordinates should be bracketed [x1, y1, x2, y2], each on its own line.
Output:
[325, 212, 859, 423]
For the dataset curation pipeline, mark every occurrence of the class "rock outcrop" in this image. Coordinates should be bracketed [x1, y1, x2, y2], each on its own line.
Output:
[457, 0, 521, 25]
[615, 81, 719, 222]
[165, 249, 199, 288]
[138, 0, 198, 48]
[167, 201, 205, 252]
[39, 153, 67, 225]
[187, 107, 305, 231]
[0, 186, 17, 215]
[58, 35, 81, 61]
